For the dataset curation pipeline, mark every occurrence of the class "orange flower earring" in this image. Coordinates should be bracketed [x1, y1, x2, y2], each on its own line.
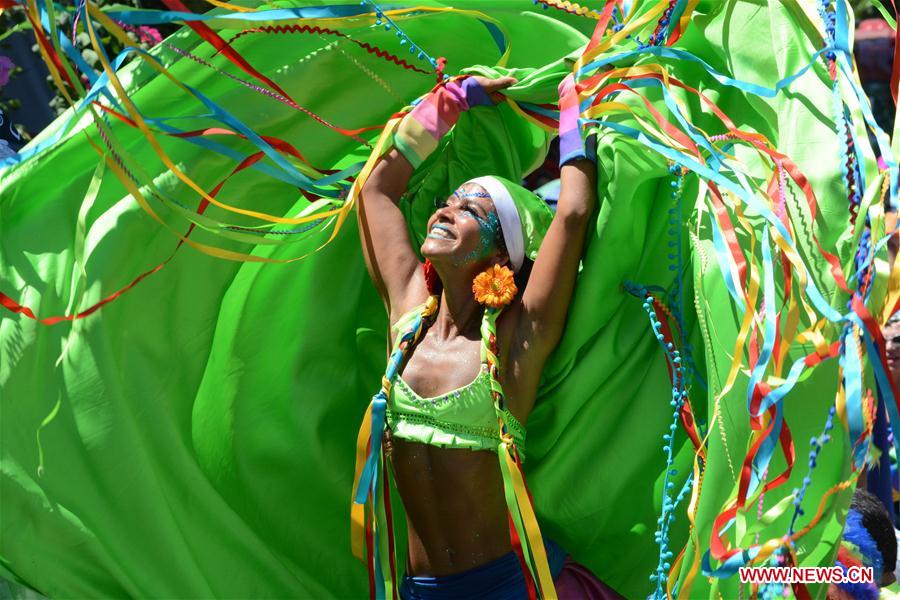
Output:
[472, 264, 518, 308]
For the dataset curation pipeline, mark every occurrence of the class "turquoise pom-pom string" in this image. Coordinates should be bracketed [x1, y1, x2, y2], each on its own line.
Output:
[626, 277, 694, 599]
[360, 0, 445, 77]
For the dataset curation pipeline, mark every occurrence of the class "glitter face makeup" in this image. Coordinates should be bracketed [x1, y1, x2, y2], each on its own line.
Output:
[424, 186, 502, 265]
[461, 209, 500, 263]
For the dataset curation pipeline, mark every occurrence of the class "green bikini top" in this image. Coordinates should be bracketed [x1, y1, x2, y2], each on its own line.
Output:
[385, 305, 527, 457]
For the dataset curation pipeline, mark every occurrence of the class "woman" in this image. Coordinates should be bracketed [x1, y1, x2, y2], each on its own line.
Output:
[352, 73, 621, 599]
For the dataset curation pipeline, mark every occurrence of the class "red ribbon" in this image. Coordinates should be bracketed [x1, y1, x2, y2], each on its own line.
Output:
[160, 0, 294, 102]
[221, 24, 433, 76]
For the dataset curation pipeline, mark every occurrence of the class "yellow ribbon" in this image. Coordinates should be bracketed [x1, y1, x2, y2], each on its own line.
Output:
[24, 0, 76, 105]
[201, 0, 256, 12]
[505, 99, 557, 133]
[501, 445, 557, 599]
[351, 402, 374, 561]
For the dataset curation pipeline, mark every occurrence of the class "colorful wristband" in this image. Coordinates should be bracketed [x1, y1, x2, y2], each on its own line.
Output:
[558, 74, 595, 166]
[394, 77, 492, 168]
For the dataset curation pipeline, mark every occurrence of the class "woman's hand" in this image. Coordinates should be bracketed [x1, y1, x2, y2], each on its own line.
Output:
[469, 75, 518, 104]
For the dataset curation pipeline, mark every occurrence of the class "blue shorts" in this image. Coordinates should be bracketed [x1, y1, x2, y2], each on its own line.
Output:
[399, 539, 568, 600]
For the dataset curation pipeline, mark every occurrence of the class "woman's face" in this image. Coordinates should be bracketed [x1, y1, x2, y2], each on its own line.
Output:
[421, 183, 503, 267]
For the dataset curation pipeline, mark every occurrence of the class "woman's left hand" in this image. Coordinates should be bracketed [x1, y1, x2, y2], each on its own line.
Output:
[469, 75, 518, 104]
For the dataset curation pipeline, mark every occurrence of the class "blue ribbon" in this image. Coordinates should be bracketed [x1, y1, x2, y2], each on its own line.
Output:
[578, 45, 833, 101]
[104, 5, 377, 25]
[353, 312, 422, 505]
[702, 546, 758, 578]
[841, 328, 867, 470]
[354, 390, 388, 505]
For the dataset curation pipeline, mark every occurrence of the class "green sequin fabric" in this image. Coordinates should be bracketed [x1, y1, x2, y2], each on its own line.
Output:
[387, 306, 527, 457]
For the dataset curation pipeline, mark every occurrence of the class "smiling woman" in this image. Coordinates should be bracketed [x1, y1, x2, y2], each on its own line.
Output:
[425, 183, 501, 266]
[353, 75, 622, 599]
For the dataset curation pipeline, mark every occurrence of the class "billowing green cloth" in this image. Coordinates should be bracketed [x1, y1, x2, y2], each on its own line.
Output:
[0, 1, 888, 599]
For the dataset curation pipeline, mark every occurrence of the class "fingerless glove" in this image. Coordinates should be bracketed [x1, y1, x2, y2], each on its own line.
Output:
[393, 77, 493, 168]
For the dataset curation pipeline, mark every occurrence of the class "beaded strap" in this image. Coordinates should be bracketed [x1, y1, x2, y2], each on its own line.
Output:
[350, 294, 439, 599]
[480, 306, 556, 599]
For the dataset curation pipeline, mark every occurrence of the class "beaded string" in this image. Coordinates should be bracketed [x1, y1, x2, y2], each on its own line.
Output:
[770, 387, 840, 596]
[625, 281, 689, 598]
[787, 406, 836, 535]
[621, 164, 710, 597]
[659, 165, 707, 594]
[530, 0, 604, 20]
[665, 470, 695, 598]
[360, 0, 446, 80]
[666, 163, 705, 391]
[533, 0, 681, 48]
[647, 0, 680, 47]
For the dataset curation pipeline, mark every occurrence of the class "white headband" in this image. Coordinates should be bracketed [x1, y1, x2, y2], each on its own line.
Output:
[466, 176, 524, 271]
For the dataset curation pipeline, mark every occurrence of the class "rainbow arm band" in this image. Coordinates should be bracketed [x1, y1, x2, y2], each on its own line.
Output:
[393, 76, 493, 168]
[558, 73, 596, 166]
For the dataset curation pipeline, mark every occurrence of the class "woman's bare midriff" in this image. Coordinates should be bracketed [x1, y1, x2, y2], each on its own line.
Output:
[388, 436, 514, 577]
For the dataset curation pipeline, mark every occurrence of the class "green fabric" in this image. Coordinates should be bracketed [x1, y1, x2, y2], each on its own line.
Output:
[484, 175, 554, 265]
[385, 306, 527, 454]
[0, 1, 888, 599]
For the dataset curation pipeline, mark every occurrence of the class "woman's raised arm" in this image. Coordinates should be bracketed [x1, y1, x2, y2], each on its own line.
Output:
[357, 75, 517, 319]
[520, 74, 597, 357]
[358, 149, 423, 318]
